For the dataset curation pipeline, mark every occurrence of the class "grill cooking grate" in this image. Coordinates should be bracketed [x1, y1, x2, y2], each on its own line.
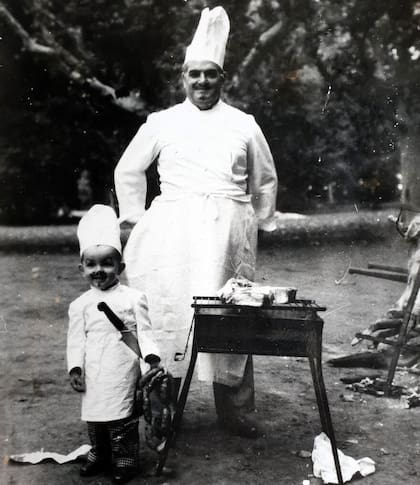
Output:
[192, 296, 326, 312]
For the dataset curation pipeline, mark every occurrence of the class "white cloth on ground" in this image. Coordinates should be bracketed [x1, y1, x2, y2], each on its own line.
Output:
[8, 444, 92, 465]
[312, 432, 375, 484]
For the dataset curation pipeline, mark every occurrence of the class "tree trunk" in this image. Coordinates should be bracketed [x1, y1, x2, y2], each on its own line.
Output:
[400, 122, 420, 211]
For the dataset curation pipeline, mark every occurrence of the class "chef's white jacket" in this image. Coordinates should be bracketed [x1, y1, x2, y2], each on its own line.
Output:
[67, 283, 159, 421]
[114, 99, 278, 383]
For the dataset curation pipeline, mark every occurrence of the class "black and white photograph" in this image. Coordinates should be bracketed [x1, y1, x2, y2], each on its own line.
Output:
[1, 1, 420, 484]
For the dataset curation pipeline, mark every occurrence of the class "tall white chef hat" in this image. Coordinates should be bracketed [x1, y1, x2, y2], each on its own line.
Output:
[184, 6, 230, 69]
[77, 204, 121, 256]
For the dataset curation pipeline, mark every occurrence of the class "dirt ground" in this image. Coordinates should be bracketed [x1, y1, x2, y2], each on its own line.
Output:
[1, 235, 420, 485]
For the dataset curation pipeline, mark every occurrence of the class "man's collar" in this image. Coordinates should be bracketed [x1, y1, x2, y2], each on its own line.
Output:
[183, 97, 223, 112]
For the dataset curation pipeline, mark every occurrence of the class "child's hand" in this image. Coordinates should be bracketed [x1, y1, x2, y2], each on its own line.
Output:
[149, 360, 163, 370]
[139, 366, 163, 389]
[69, 367, 85, 392]
[144, 353, 161, 369]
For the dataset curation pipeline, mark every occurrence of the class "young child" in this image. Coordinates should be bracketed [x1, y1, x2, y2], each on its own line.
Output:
[67, 204, 160, 484]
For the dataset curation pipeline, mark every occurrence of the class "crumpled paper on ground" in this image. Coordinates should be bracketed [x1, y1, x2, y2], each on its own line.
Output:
[312, 433, 375, 483]
[7, 444, 91, 465]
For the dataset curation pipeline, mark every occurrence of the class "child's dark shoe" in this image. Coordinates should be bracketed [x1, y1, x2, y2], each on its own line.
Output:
[80, 460, 106, 477]
[112, 467, 138, 484]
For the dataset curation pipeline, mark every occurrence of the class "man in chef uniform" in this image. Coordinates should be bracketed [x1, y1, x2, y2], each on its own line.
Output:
[67, 204, 161, 482]
[115, 6, 278, 438]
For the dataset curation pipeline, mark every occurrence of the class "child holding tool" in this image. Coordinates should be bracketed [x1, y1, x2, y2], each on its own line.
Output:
[67, 204, 160, 484]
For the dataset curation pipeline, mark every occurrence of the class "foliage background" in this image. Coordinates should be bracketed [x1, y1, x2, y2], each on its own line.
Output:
[1, 0, 419, 223]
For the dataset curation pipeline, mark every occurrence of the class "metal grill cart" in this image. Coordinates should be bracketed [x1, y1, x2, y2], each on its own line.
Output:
[157, 296, 344, 484]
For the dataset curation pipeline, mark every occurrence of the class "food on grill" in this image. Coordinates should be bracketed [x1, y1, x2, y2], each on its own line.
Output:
[217, 277, 297, 306]
[272, 287, 297, 304]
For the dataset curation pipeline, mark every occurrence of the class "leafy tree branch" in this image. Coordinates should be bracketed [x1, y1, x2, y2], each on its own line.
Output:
[0, 2, 144, 114]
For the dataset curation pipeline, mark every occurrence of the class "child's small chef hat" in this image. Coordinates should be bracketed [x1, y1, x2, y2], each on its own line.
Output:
[184, 6, 230, 69]
[77, 204, 121, 256]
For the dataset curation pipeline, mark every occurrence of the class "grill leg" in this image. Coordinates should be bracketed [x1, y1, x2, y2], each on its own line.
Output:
[155, 346, 198, 476]
[307, 339, 344, 485]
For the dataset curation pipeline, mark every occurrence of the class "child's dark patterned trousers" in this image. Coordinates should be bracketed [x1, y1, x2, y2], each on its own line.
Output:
[86, 415, 139, 471]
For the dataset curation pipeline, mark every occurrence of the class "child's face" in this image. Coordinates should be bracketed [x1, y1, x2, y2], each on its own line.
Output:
[79, 245, 125, 291]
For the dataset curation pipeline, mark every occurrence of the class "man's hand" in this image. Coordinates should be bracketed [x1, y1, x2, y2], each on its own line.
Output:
[69, 367, 85, 392]
[386, 308, 404, 319]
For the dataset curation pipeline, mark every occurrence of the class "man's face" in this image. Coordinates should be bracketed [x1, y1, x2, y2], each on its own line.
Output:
[182, 60, 224, 110]
[79, 245, 125, 291]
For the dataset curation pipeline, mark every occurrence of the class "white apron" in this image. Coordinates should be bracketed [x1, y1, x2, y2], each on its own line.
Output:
[115, 99, 278, 384]
[67, 284, 159, 421]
